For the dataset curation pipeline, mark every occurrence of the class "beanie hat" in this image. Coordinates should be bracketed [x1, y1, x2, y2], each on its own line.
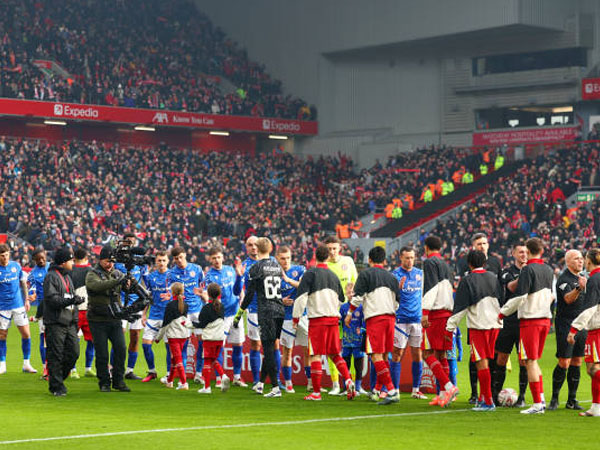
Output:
[54, 247, 74, 266]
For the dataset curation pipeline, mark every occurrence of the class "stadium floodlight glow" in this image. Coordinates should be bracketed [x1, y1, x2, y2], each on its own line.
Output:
[552, 106, 573, 113]
[134, 125, 156, 131]
[44, 120, 67, 126]
[209, 131, 230, 136]
[268, 135, 288, 140]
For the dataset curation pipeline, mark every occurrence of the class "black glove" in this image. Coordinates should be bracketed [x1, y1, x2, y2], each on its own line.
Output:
[72, 295, 85, 306]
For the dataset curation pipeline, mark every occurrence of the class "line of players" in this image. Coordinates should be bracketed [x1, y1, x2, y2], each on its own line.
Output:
[3, 232, 600, 415]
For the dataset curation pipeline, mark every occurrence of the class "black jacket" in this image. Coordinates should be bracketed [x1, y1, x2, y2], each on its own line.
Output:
[42, 265, 78, 326]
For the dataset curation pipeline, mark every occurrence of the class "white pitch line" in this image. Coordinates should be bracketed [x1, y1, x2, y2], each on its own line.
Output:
[0, 409, 470, 445]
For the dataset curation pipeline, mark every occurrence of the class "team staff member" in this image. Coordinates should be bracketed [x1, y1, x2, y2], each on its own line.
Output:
[43, 248, 84, 396]
[493, 242, 528, 407]
[549, 250, 588, 411]
[85, 245, 130, 392]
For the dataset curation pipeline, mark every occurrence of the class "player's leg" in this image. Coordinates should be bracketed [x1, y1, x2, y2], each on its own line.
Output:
[582, 362, 600, 416]
[17, 310, 36, 373]
[166, 338, 182, 388]
[79, 311, 95, 376]
[0, 313, 10, 374]
[391, 323, 408, 392]
[38, 319, 46, 369]
[473, 358, 494, 410]
[260, 319, 283, 397]
[305, 354, 323, 400]
[353, 348, 365, 394]
[125, 326, 142, 380]
[195, 335, 204, 383]
[371, 352, 396, 400]
[225, 316, 246, 386]
[410, 346, 426, 398]
[247, 313, 262, 386]
[327, 358, 341, 395]
[280, 320, 295, 392]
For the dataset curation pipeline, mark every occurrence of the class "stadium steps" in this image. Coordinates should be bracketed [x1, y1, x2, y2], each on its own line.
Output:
[371, 161, 524, 238]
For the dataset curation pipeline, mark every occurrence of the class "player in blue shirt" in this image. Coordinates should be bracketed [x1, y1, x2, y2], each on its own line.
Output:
[168, 246, 205, 384]
[275, 246, 306, 393]
[28, 249, 49, 371]
[114, 234, 150, 380]
[340, 302, 366, 395]
[140, 251, 172, 382]
[204, 247, 245, 387]
[0, 244, 36, 374]
[242, 236, 262, 386]
[391, 246, 427, 399]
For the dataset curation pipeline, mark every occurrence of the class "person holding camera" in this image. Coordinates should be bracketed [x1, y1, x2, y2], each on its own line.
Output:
[85, 245, 130, 392]
[43, 247, 84, 396]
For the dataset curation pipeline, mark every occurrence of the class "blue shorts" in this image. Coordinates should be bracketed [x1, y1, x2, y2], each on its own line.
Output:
[342, 346, 365, 359]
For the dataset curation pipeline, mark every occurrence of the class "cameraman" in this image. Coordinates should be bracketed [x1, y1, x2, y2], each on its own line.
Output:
[43, 247, 84, 396]
[85, 245, 130, 392]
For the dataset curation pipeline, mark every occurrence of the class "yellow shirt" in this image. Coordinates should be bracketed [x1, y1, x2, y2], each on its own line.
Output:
[327, 256, 358, 295]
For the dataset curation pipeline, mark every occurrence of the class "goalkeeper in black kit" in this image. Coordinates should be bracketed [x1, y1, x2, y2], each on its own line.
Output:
[234, 237, 285, 398]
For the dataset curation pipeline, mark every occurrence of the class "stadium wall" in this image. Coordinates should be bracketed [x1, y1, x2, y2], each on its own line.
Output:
[197, 0, 600, 166]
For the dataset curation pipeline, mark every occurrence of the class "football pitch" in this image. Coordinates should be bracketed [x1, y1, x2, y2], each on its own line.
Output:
[0, 321, 596, 450]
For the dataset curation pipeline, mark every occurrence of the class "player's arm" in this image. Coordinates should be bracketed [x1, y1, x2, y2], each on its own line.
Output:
[421, 259, 439, 327]
[446, 279, 469, 334]
[347, 271, 367, 320]
[20, 275, 29, 312]
[499, 267, 530, 319]
[292, 271, 313, 321]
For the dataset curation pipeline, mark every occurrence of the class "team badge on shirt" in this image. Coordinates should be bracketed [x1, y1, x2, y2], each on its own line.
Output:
[11, 268, 16, 273]
[190, 271, 196, 277]
[416, 274, 421, 281]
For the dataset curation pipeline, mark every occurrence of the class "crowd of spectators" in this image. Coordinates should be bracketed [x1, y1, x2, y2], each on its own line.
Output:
[413, 143, 600, 270]
[0, 0, 314, 120]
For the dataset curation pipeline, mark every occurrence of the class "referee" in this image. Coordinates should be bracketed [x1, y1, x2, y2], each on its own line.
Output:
[549, 249, 587, 410]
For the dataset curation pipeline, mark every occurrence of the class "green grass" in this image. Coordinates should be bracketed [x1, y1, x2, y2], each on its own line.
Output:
[0, 317, 596, 449]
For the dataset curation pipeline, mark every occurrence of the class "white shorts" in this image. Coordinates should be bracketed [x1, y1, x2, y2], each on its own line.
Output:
[188, 312, 202, 336]
[0, 307, 29, 330]
[280, 319, 308, 348]
[142, 319, 163, 341]
[247, 312, 260, 341]
[223, 315, 245, 345]
[121, 317, 144, 331]
[38, 318, 45, 334]
[394, 322, 422, 349]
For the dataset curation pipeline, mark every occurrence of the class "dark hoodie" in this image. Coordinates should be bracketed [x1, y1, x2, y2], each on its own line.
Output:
[42, 264, 78, 326]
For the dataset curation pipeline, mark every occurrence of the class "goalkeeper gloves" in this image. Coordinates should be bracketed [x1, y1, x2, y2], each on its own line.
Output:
[233, 309, 244, 328]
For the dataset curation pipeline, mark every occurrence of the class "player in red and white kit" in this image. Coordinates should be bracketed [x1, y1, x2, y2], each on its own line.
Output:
[499, 238, 554, 414]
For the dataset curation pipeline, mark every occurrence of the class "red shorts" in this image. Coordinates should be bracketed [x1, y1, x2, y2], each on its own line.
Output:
[203, 340, 223, 360]
[365, 315, 395, 354]
[78, 310, 92, 341]
[422, 312, 453, 351]
[308, 317, 341, 356]
[518, 319, 550, 361]
[470, 328, 500, 362]
[584, 329, 600, 364]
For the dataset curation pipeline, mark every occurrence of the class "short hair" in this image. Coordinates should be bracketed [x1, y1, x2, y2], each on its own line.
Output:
[526, 238, 544, 256]
[369, 246, 386, 264]
[400, 246, 415, 255]
[471, 233, 487, 244]
[512, 241, 526, 250]
[156, 250, 168, 258]
[424, 235, 442, 251]
[467, 250, 487, 268]
[587, 249, 600, 266]
[171, 246, 185, 258]
[32, 248, 46, 258]
[208, 247, 223, 257]
[73, 248, 87, 260]
[170, 282, 184, 297]
[323, 235, 341, 245]
[0, 244, 9, 254]
[207, 282, 222, 300]
[276, 245, 291, 255]
[315, 246, 329, 263]
[256, 237, 272, 254]
[246, 235, 258, 244]
[123, 232, 136, 240]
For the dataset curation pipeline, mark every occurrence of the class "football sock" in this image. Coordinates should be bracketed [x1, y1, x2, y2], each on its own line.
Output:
[85, 341, 95, 369]
[370, 360, 377, 390]
[448, 358, 458, 386]
[518, 365, 528, 398]
[110, 348, 114, 367]
[304, 366, 311, 379]
[412, 361, 423, 389]
[127, 351, 138, 370]
[21, 338, 31, 360]
[539, 375, 545, 403]
[39, 333, 46, 364]
[250, 349, 261, 383]
[232, 345, 243, 376]
[551, 365, 567, 400]
[311, 360, 323, 394]
[282, 366, 292, 382]
[0, 340, 6, 361]
[492, 364, 506, 402]
[343, 354, 353, 384]
[195, 340, 204, 374]
[142, 343, 155, 371]
[530, 380, 542, 404]
[592, 371, 600, 404]
[567, 365, 581, 401]
[373, 360, 394, 392]
[425, 355, 450, 386]
[202, 360, 213, 388]
[390, 361, 401, 390]
[165, 343, 172, 372]
[354, 357, 364, 384]
[274, 349, 281, 377]
[478, 368, 492, 405]
[332, 355, 352, 381]
[469, 360, 478, 397]
[329, 358, 339, 386]
[214, 361, 224, 377]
